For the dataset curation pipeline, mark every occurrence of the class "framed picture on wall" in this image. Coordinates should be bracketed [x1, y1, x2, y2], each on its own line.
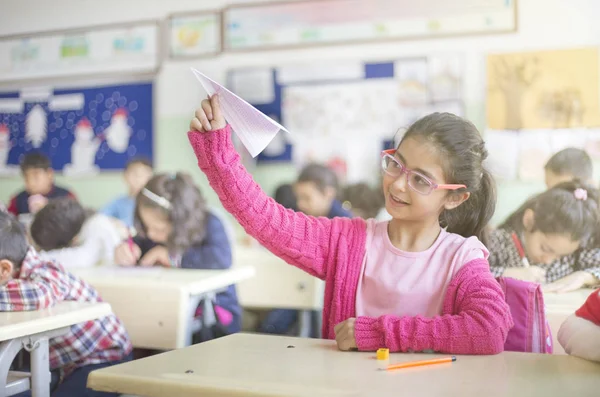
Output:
[168, 11, 222, 59]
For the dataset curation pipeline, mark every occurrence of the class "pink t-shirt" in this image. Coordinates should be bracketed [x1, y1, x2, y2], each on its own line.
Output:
[356, 220, 489, 318]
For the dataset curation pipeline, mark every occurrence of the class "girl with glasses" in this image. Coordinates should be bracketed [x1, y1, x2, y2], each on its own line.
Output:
[187, 95, 512, 355]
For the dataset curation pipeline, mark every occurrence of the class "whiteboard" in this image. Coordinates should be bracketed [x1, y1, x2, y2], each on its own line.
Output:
[225, 0, 517, 51]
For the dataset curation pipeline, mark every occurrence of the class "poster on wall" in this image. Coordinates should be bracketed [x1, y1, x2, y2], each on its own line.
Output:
[224, 0, 516, 51]
[0, 22, 159, 82]
[228, 55, 464, 185]
[0, 82, 153, 177]
[169, 12, 221, 58]
[486, 47, 600, 130]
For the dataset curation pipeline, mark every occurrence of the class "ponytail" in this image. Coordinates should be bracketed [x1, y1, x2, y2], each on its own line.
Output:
[441, 169, 496, 246]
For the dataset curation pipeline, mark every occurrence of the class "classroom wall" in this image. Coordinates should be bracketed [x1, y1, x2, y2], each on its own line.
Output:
[1, 0, 599, 225]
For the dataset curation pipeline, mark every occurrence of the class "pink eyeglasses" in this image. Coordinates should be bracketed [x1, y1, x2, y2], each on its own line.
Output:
[380, 149, 467, 195]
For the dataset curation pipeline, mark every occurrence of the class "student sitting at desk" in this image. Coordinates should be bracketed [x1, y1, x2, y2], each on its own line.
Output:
[30, 197, 125, 268]
[100, 157, 153, 227]
[113, 172, 241, 338]
[488, 181, 600, 292]
[189, 97, 513, 354]
[558, 289, 600, 362]
[7, 152, 76, 218]
[0, 211, 132, 397]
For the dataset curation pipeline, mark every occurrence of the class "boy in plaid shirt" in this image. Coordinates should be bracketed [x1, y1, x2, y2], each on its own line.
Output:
[0, 211, 132, 397]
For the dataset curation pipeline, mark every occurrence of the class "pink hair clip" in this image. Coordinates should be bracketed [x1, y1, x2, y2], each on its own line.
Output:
[574, 188, 588, 201]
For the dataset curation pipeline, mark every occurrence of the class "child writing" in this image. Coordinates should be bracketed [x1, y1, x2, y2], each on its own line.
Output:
[30, 197, 124, 268]
[7, 152, 76, 218]
[113, 172, 241, 335]
[544, 148, 593, 189]
[558, 289, 600, 362]
[488, 181, 600, 292]
[0, 211, 132, 397]
[100, 157, 153, 227]
[188, 96, 513, 354]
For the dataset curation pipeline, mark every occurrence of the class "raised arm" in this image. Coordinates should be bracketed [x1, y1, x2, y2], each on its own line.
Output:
[187, 96, 364, 280]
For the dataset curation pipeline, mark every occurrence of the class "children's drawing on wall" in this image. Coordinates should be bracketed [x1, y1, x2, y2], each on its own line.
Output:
[0, 82, 153, 177]
[429, 54, 463, 102]
[487, 48, 600, 130]
[395, 59, 428, 105]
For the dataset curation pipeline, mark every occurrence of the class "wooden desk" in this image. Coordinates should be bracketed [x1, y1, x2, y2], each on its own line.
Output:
[72, 266, 255, 350]
[89, 333, 600, 397]
[0, 301, 112, 397]
[234, 246, 324, 311]
[544, 289, 594, 354]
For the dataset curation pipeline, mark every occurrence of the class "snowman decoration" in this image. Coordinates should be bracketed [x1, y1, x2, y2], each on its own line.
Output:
[63, 118, 102, 176]
[0, 124, 11, 170]
[105, 108, 131, 153]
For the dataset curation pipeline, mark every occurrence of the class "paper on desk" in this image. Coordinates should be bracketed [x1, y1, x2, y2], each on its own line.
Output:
[191, 68, 289, 157]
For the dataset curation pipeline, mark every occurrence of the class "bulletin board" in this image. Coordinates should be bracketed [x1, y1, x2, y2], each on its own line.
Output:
[227, 55, 464, 184]
[0, 81, 153, 177]
[224, 0, 517, 51]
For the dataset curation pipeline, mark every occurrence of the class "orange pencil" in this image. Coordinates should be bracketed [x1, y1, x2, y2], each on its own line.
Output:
[382, 356, 456, 371]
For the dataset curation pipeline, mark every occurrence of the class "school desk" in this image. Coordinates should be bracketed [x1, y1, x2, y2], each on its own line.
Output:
[544, 288, 594, 355]
[87, 333, 600, 397]
[234, 245, 324, 337]
[0, 301, 112, 397]
[71, 265, 255, 350]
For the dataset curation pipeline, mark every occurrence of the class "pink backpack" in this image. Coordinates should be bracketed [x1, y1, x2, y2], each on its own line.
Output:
[496, 277, 553, 353]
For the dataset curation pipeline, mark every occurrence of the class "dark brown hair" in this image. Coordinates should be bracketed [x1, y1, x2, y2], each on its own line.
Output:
[125, 156, 152, 171]
[297, 164, 339, 193]
[30, 197, 87, 251]
[274, 184, 297, 210]
[499, 180, 600, 246]
[20, 152, 51, 172]
[134, 172, 208, 254]
[400, 112, 496, 244]
[341, 183, 385, 219]
[545, 148, 592, 182]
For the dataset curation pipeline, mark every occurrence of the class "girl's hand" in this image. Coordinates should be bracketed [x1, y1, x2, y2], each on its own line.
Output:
[115, 243, 141, 266]
[189, 94, 226, 133]
[334, 318, 357, 351]
[502, 266, 546, 283]
[543, 271, 596, 293]
[139, 246, 171, 267]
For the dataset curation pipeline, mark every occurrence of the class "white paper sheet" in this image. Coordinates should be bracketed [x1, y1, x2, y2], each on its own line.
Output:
[191, 68, 288, 157]
[484, 129, 519, 181]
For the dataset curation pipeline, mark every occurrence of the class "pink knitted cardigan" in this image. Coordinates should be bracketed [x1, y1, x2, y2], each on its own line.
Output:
[188, 125, 514, 355]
